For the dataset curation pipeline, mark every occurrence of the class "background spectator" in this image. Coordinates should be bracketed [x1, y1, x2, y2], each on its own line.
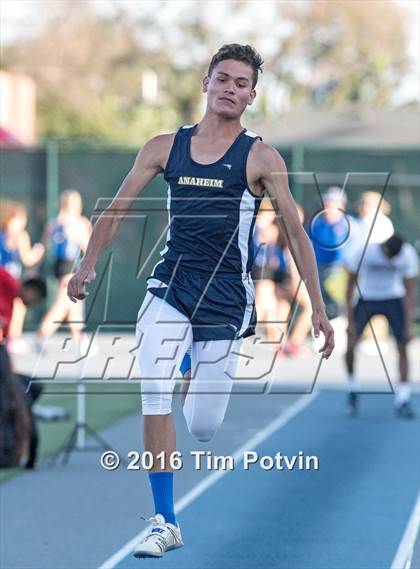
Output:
[310, 187, 349, 320]
[344, 234, 418, 418]
[0, 200, 45, 353]
[354, 191, 394, 246]
[0, 267, 46, 469]
[252, 199, 286, 354]
[278, 205, 313, 358]
[37, 189, 92, 351]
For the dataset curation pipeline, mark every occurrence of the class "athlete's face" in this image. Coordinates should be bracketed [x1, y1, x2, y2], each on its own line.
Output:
[203, 59, 256, 118]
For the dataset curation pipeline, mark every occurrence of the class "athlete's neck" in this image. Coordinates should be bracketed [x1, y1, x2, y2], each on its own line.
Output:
[194, 112, 243, 141]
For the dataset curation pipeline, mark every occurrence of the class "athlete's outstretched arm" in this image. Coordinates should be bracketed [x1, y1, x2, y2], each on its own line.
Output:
[253, 144, 335, 358]
[67, 134, 172, 302]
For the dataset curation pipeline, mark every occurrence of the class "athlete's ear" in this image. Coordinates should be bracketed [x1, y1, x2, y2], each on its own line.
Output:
[202, 76, 209, 93]
[248, 89, 256, 106]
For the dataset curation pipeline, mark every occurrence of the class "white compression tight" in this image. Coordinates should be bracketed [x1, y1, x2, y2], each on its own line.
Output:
[136, 292, 242, 442]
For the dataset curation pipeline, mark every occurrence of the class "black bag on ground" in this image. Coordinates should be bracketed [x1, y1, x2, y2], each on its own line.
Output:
[0, 344, 40, 469]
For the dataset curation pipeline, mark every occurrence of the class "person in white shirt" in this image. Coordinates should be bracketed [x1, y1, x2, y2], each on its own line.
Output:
[345, 234, 418, 418]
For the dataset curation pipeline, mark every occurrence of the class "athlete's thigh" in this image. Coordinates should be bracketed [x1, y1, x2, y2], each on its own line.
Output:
[191, 338, 243, 390]
[354, 299, 375, 338]
[183, 338, 243, 438]
[136, 291, 193, 379]
[383, 299, 405, 344]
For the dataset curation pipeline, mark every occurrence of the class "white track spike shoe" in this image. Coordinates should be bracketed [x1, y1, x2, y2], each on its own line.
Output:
[133, 514, 184, 559]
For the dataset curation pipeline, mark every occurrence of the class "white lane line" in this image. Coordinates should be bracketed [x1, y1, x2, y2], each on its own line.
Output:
[390, 494, 420, 569]
[98, 392, 319, 569]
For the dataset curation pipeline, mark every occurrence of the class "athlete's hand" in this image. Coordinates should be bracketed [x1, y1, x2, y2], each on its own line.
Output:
[67, 263, 96, 303]
[312, 307, 335, 359]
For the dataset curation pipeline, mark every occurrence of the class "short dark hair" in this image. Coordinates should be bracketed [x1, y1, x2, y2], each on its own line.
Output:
[22, 278, 47, 299]
[382, 234, 403, 258]
[208, 44, 263, 88]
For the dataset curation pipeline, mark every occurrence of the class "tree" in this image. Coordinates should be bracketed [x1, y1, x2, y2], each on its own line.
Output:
[1, 1, 179, 143]
[0, 0, 413, 142]
[271, 0, 410, 109]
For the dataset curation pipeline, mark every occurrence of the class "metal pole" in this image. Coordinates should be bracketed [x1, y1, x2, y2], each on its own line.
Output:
[76, 382, 86, 449]
[45, 141, 60, 306]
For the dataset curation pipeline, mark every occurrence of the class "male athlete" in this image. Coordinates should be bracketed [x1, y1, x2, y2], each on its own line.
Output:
[345, 234, 418, 417]
[67, 44, 334, 559]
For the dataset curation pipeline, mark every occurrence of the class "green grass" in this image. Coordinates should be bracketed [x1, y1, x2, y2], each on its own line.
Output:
[0, 382, 140, 484]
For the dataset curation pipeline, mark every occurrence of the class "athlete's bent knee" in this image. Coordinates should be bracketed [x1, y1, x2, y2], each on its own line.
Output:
[188, 426, 216, 443]
[187, 418, 222, 443]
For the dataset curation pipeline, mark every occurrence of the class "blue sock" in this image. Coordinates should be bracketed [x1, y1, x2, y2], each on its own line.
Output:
[148, 472, 176, 525]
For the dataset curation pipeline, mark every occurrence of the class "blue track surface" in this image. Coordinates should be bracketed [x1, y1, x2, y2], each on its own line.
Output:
[115, 391, 419, 569]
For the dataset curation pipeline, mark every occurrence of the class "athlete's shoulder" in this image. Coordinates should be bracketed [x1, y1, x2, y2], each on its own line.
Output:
[248, 139, 287, 178]
[135, 132, 177, 173]
[402, 241, 417, 255]
[143, 132, 176, 154]
[401, 242, 419, 265]
[145, 125, 193, 148]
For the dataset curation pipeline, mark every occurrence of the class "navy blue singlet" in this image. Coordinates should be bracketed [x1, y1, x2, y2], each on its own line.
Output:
[147, 124, 262, 341]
